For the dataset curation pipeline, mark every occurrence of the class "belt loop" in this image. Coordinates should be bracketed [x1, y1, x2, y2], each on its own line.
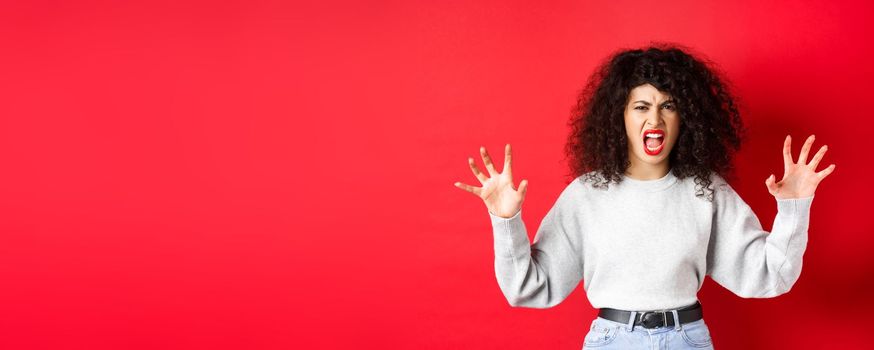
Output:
[626, 311, 637, 332]
[671, 309, 681, 331]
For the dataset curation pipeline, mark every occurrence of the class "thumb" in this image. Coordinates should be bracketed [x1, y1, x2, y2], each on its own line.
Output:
[518, 179, 528, 199]
[764, 174, 778, 195]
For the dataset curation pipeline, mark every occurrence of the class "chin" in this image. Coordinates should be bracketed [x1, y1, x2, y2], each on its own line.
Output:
[635, 148, 672, 164]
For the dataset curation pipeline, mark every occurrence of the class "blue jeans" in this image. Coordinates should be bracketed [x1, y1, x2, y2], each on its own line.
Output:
[582, 315, 714, 349]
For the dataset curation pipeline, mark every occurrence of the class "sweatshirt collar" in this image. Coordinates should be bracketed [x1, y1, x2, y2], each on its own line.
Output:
[620, 169, 678, 192]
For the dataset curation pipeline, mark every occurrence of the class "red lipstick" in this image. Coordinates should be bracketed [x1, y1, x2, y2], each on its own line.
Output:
[643, 129, 665, 156]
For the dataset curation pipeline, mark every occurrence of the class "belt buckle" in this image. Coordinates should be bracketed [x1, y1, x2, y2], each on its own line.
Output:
[638, 311, 667, 328]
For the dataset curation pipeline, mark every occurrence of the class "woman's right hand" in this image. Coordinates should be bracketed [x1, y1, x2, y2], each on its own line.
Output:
[454, 144, 528, 218]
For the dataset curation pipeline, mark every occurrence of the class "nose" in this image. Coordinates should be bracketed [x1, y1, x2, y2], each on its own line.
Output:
[645, 112, 662, 128]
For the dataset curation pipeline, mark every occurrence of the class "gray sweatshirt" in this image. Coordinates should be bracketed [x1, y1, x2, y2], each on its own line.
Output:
[488, 170, 813, 311]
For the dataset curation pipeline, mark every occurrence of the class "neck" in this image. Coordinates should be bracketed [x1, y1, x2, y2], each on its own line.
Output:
[624, 160, 670, 180]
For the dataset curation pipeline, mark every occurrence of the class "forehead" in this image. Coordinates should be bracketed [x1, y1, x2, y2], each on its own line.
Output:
[628, 84, 672, 102]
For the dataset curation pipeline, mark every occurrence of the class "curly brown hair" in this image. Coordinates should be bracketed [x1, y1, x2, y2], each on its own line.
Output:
[564, 43, 747, 201]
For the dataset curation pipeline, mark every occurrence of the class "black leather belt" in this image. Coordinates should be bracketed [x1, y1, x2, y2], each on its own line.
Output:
[598, 301, 703, 329]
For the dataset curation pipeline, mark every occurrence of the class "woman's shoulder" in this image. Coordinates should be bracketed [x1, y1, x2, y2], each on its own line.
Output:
[706, 171, 734, 192]
[701, 171, 745, 206]
[547, 172, 599, 201]
[667, 171, 735, 204]
[572, 170, 615, 191]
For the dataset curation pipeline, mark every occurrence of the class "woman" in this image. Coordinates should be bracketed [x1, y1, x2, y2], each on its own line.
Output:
[452, 45, 835, 349]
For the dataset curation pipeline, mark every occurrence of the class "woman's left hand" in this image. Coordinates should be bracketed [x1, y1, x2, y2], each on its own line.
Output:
[765, 134, 835, 199]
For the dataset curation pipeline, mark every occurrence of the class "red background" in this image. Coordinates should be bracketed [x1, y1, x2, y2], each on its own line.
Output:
[1, 0, 871, 349]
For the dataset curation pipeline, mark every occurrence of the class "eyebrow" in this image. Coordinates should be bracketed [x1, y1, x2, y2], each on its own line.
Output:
[633, 100, 674, 106]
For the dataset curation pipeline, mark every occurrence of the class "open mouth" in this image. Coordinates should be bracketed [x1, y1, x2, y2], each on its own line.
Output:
[643, 129, 665, 155]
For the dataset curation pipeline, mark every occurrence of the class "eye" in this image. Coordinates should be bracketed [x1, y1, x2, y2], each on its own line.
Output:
[634, 106, 648, 111]
[662, 103, 675, 111]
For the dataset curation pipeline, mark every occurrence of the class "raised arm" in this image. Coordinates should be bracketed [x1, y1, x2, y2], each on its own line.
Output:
[488, 183, 584, 308]
[707, 134, 834, 297]
[706, 178, 813, 297]
[453, 144, 583, 308]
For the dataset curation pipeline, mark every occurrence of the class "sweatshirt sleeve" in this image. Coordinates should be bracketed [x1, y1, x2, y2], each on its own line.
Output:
[488, 182, 584, 308]
[706, 175, 814, 298]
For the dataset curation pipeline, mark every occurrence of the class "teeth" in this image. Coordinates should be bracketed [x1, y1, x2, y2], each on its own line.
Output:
[645, 133, 663, 138]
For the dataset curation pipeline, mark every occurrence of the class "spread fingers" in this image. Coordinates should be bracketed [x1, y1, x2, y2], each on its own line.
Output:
[503, 144, 513, 178]
[808, 145, 828, 169]
[468, 157, 489, 184]
[783, 135, 794, 166]
[453, 181, 481, 196]
[797, 134, 815, 164]
[816, 164, 836, 180]
[480, 146, 499, 176]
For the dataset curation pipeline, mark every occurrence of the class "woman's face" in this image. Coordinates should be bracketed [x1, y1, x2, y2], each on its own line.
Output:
[624, 84, 681, 169]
